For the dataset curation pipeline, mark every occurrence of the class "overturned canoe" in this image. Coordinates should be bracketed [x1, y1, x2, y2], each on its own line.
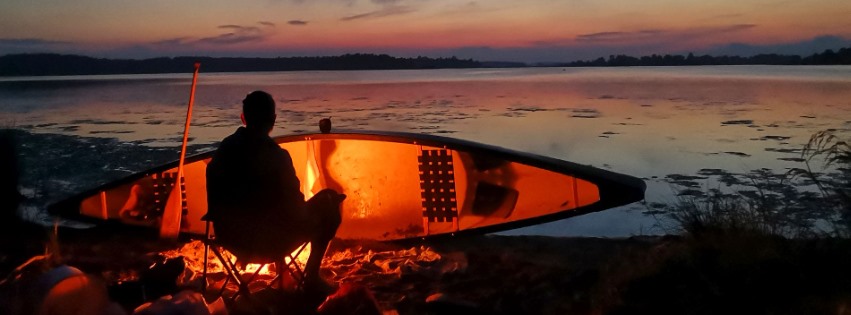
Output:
[48, 130, 645, 240]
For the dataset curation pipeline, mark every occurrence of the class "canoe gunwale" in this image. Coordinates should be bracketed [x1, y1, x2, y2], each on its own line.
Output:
[47, 129, 646, 240]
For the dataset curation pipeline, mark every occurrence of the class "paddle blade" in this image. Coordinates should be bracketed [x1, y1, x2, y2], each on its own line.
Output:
[159, 175, 183, 239]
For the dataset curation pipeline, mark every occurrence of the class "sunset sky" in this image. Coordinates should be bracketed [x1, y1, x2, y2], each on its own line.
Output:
[2, 0, 850, 62]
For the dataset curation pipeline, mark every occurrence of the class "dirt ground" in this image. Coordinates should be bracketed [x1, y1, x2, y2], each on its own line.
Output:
[1, 222, 660, 315]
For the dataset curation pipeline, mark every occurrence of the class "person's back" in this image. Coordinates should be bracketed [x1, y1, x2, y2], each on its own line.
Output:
[205, 91, 343, 294]
[206, 125, 304, 250]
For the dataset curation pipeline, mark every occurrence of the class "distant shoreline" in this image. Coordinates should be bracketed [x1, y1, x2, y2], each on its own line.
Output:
[1, 47, 849, 77]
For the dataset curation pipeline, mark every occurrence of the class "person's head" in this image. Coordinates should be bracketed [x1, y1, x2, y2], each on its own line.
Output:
[241, 91, 276, 133]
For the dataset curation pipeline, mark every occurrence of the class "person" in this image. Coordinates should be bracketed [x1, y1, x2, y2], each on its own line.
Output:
[205, 91, 344, 294]
[0, 256, 126, 315]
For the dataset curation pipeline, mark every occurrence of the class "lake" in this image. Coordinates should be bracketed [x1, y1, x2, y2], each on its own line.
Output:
[2, 65, 851, 237]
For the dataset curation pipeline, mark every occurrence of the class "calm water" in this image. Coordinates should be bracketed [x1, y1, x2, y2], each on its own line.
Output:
[2, 66, 851, 237]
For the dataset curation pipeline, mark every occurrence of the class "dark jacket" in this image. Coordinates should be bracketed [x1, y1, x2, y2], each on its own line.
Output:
[206, 127, 305, 243]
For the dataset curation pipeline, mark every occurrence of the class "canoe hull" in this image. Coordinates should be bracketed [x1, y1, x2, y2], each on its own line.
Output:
[49, 130, 645, 241]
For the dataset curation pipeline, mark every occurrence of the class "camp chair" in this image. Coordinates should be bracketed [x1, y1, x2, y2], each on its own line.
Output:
[200, 216, 308, 303]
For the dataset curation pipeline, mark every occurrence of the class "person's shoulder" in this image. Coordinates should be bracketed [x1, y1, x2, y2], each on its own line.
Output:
[269, 139, 293, 161]
[218, 127, 245, 146]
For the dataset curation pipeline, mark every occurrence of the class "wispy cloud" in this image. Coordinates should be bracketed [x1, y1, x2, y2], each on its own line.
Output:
[569, 24, 757, 44]
[150, 37, 193, 46]
[340, 5, 416, 21]
[288, 20, 308, 26]
[289, 0, 356, 6]
[575, 30, 663, 43]
[0, 38, 71, 46]
[0, 38, 75, 55]
[197, 22, 276, 45]
[148, 22, 276, 47]
[710, 13, 744, 20]
[708, 35, 851, 56]
[68, 33, 851, 64]
[520, 24, 760, 61]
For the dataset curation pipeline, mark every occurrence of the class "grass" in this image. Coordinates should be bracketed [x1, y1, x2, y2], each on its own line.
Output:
[603, 129, 851, 314]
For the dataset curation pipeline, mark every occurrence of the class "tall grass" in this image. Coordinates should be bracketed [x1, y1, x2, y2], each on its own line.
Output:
[651, 130, 851, 238]
[797, 130, 851, 236]
[601, 132, 851, 314]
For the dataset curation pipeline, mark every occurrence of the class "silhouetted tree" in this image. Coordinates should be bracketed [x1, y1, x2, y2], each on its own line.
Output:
[559, 46, 851, 67]
[0, 53, 483, 76]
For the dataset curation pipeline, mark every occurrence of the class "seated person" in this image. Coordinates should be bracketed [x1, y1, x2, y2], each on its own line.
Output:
[206, 91, 344, 293]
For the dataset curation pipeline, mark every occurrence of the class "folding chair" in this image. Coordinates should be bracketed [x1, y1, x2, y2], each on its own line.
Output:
[200, 216, 308, 304]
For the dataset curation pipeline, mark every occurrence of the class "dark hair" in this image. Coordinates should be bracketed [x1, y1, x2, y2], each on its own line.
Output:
[242, 91, 276, 129]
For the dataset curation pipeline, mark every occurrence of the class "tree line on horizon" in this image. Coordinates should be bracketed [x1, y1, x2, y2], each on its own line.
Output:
[1, 46, 849, 76]
[0, 53, 481, 76]
[558, 46, 851, 67]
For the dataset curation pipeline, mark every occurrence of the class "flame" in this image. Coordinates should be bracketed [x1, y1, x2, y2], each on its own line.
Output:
[304, 140, 325, 200]
[286, 242, 312, 266]
[243, 263, 273, 275]
[161, 240, 311, 277]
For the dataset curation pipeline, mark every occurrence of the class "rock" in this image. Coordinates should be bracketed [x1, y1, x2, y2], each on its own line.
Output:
[141, 256, 186, 300]
[133, 290, 223, 315]
[424, 293, 486, 315]
[317, 283, 381, 315]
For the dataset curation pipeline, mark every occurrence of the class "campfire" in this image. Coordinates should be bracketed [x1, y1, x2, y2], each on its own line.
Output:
[160, 240, 312, 278]
[149, 238, 448, 312]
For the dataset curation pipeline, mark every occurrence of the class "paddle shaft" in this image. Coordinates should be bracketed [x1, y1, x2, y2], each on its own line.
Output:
[159, 62, 200, 239]
[178, 63, 201, 170]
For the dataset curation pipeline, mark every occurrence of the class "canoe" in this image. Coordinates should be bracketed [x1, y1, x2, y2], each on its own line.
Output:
[48, 130, 645, 240]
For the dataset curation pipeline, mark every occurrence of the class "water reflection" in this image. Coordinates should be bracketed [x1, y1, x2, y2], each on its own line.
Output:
[3, 66, 851, 236]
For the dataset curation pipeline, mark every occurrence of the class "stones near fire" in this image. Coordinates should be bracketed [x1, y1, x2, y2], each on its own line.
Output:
[317, 283, 381, 315]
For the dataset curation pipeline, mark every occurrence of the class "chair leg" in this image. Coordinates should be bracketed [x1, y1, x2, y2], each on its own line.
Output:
[202, 243, 209, 294]
[205, 242, 312, 305]
[211, 246, 247, 301]
[285, 243, 308, 290]
[236, 263, 269, 301]
[203, 220, 213, 295]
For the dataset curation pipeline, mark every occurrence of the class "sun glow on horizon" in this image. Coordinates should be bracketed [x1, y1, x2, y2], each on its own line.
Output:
[1, 0, 849, 61]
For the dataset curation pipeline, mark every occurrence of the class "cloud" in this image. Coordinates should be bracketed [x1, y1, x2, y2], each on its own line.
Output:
[145, 22, 277, 48]
[0, 38, 76, 55]
[0, 38, 71, 47]
[0, 38, 73, 50]
[288, 20, 309, 26]
[196, 22, 276, 45]
[340, 5, 416, 21]
[518, 24, 761, 62]
[65, 32, 851, 64]
[709, 13, 744, 20]
[150, 37, 193, 46]
[371, 0, 402, 4]
[575, 30, 663, 43]
[708, 35, 851, 56]
[415, 33, 850, 64]
[573, 24, 756, 44]
[289, 0, 356, 5]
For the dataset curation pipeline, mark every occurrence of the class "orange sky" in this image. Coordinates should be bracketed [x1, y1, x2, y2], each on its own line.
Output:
[1, 0, 850, 62]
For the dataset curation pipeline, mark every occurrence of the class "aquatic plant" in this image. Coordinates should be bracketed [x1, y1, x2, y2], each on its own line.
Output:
[650, 129, 851, 238]
[795, 129, 851, 237]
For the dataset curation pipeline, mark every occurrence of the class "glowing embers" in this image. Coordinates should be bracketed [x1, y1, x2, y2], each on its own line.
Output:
[161, 240, 311, 277]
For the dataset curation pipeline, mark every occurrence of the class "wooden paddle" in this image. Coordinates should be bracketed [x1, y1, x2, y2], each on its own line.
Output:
[160, 62, 200, 239]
